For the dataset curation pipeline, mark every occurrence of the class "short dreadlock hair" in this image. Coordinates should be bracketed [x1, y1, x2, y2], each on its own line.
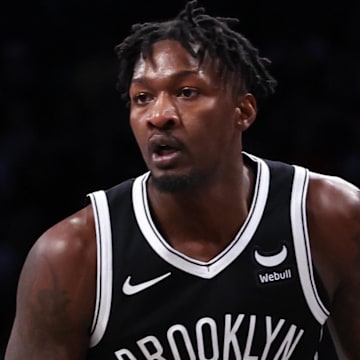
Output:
[114, 0, 277, 103]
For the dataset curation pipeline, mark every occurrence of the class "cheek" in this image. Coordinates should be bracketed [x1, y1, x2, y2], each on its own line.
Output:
[129, 112, 147, 149]
[187, 120, 227, 160]
[195, 112, 237, 159]
[129, 113, 137, 134]
[189, 103, 234, 140]
[130, 107, 146, 130]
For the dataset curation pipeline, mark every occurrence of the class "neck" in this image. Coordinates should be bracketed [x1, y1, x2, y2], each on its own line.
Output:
[146, 157, 256, 260]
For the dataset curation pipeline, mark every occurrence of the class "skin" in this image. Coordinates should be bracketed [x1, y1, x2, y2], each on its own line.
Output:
[5, 39, 360, 359]
[129, 41, 257, 257]
[5, 206, 96, 359]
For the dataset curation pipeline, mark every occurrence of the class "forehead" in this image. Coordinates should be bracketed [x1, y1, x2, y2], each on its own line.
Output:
[132, 40, 218, 82]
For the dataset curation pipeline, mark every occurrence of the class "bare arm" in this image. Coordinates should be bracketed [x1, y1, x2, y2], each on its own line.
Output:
[5, 205, 96, 360]
[307, 173, 360, 359]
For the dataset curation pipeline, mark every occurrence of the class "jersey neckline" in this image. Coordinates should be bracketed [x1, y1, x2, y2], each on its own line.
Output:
[132, 153, 270, 279]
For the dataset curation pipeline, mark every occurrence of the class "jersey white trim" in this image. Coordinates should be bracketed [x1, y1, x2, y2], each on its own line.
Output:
[132, 155, 270, 279]
[88, 191, 113, 347]
[291, 166, 330, 325]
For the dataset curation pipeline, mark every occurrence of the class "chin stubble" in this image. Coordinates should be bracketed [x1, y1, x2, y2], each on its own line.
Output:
[150, 173, 201, 193]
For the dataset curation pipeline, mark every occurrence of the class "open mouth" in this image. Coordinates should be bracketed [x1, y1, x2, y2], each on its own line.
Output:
[148, 134, 184, 166]
[154, 144, 177, 156]
[149, 134, 183, 155]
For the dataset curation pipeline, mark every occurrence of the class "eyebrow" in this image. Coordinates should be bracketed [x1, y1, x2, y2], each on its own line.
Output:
[131, 69, 202, 85]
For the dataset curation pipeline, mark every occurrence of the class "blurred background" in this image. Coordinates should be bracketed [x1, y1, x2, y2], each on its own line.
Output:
[1, 0, 359, 357]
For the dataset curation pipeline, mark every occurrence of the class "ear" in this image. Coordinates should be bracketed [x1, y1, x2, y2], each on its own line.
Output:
[234, 93, 257, 131]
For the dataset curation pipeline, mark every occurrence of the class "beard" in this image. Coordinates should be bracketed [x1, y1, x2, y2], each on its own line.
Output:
[150, 172, 204, 193]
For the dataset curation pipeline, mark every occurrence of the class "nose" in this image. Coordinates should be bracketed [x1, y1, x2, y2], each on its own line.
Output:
[146, 93, 179, 129]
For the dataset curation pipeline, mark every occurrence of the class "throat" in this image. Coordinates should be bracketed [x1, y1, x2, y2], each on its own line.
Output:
[146, 156, 258, 262]
[168, 236, 234, 262]
[155, 211, 246, 262]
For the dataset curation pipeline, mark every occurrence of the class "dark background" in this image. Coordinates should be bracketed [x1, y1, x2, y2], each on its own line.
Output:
[1, 0, 359, 357]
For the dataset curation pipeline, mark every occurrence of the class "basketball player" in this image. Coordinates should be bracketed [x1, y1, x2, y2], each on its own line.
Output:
[5, 1, 360, 359]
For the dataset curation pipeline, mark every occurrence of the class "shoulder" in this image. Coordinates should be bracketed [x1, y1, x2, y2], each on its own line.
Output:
[20, 204, 97, 320]
[308, 171, 359, 209]
[33, 204, 96, 266]
[307, 172, 360, 234]
[305, 173, 360, 357]
[5, 205, 97, 358]
[24, 204, 97, 316]
[306, 171, 360, 298]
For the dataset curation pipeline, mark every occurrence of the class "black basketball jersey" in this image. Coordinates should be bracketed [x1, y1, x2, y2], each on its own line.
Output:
[86, 153, 330, 359]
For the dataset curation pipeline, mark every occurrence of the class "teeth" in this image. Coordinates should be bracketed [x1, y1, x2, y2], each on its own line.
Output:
[156, 144, 173, 155]
[159, 144, 170, 149]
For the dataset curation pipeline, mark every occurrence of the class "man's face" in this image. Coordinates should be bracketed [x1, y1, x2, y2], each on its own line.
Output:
[129, 40, 248, 192]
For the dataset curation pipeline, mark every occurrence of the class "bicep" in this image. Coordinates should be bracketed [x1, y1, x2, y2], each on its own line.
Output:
[329, 242, 360, 359]
[5, 220, 96, 359]
[308, 174, 360, 358]
[330, 191, 360, 358]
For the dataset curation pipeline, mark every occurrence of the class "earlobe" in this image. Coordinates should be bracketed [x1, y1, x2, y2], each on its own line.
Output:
[235, 93, 257, 130]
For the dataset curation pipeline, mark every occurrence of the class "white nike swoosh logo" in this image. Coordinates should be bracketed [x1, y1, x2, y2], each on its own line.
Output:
[254, 245, 288, 267]
[122, 272, 172, 295]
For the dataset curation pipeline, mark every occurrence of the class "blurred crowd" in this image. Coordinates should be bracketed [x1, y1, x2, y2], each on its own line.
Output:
[1, 0, 359, 356]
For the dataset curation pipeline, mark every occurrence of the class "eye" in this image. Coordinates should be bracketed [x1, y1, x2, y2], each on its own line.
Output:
[132, 92, 153, 105]
[177, 87, 199, 99]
